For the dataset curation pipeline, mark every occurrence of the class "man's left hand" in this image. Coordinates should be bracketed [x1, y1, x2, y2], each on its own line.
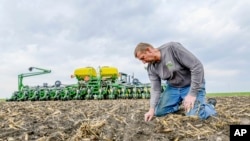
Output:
[183, 95, 196, 112]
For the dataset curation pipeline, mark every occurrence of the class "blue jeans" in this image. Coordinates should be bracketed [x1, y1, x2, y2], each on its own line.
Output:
[154, 83, 217, 120]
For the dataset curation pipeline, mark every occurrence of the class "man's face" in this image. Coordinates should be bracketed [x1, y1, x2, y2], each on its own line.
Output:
[136, 49, 156, 64]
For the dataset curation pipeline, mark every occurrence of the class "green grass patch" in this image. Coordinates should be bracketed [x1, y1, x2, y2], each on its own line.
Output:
[0, 98, 6, 102]
[207, 92, 250, 97]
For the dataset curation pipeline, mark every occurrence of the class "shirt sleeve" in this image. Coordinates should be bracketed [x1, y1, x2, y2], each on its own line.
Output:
[171, 42, 204, 96]
[147, 70, 162, 108]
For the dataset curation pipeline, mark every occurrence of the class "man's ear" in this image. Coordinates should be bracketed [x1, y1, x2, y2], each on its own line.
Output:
[146, 47, 153, 53]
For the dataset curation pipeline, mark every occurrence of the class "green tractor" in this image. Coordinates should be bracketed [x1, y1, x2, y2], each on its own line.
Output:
[72, 66, 149, 100]
[7, 66, 156, 101]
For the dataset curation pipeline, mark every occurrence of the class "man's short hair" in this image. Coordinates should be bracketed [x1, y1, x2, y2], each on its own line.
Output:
[134, 42, 153, 58]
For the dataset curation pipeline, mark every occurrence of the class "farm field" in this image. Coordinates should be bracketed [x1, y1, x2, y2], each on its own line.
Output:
[0, 95, 249, 141]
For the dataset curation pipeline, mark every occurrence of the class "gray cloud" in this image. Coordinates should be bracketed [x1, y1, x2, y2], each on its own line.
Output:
[0, 0, 250, 98]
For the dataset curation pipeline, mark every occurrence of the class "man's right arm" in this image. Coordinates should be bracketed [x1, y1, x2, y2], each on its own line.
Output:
[144, 65, 162, 121]
[149, 79, 162, 109]
[145, 79, 161, 122]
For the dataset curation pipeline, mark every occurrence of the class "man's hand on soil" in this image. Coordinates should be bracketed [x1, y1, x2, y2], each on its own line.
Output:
[144, 108, 154, 122]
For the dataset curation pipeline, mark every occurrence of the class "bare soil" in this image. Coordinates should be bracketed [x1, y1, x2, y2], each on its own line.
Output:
[0, 96, 249, 141]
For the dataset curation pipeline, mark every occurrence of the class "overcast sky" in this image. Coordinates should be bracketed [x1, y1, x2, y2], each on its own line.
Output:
[0, 0, 249, 98]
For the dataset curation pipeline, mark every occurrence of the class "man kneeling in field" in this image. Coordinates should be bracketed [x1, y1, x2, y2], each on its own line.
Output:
[134, 42, 217, 121]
